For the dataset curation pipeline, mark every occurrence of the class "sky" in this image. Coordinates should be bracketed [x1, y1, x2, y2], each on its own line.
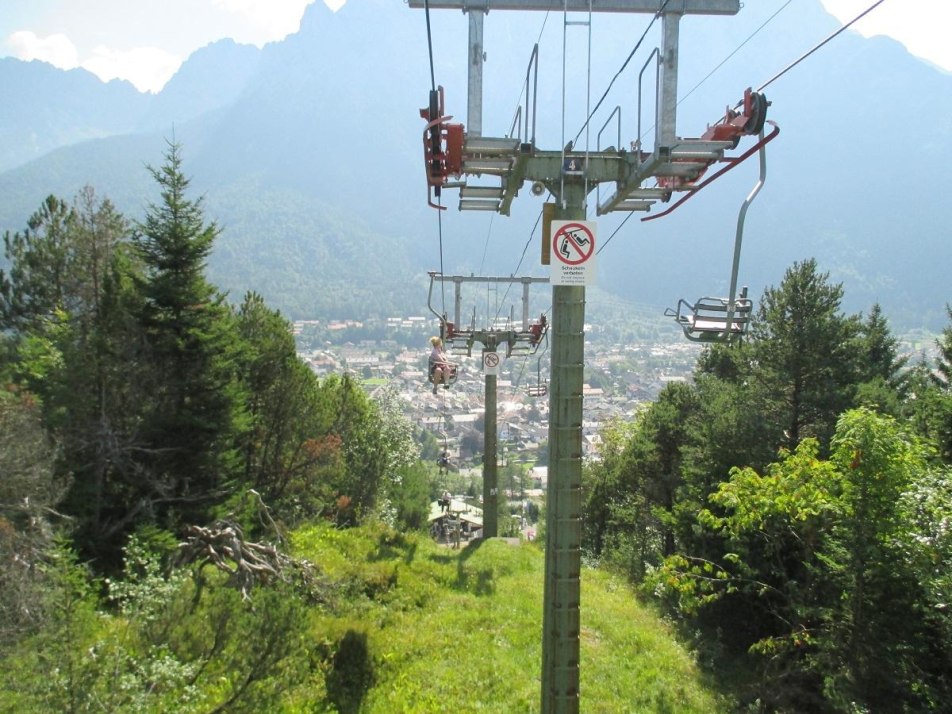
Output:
[0, 0, 948, 94]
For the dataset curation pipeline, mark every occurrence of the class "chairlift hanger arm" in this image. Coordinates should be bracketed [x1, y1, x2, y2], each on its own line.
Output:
[666, 116, 771, 344]
[643, 120, 778, 223]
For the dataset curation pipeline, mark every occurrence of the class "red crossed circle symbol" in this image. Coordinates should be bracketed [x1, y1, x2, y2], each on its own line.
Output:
[553, 222, 595, 265]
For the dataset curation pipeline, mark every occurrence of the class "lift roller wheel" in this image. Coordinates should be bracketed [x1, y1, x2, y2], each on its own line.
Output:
[743, 91, 768, 136]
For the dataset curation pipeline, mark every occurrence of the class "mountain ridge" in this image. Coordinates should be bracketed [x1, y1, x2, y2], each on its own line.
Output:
[1, 0, 949, 329]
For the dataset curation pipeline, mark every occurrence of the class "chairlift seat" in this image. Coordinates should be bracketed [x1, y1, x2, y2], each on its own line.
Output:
[666, 296, 752, 343]
[429, 363, 459, 386]
[526, 384, 548, 398]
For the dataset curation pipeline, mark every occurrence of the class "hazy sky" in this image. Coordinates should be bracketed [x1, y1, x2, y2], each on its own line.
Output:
[0, 0, 947, 93]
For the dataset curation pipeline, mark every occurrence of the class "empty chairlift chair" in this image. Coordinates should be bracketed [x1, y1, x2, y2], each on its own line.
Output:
[667, 289, 753, 343]
[665, 120, 774, 344]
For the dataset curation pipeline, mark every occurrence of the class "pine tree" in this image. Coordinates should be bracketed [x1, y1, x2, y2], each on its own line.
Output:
[0, 194, 77, 332]
[131, 141, 245, 525]
[936, 305, 952, 390]
[750, 258, 860, 453]
[922, 305, 952, 461]
[853, 303, 908, 415]
[0, 188, 148, 561]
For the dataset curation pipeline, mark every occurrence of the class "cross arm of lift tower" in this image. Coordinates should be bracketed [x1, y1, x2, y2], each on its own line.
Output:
[427, 272, 549, 358]
[408, 1, 739, 13]
[413, 0, 777, 219]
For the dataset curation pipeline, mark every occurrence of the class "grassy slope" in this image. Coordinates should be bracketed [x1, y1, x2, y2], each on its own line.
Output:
[291, 523, 731, 713]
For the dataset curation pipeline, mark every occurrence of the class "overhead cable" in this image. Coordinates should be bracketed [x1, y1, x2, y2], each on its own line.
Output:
[678, 0, 795, 109]
[571, 0, 671, 147]
[424, 0, 437, 91]
[757, 0, 888, 93]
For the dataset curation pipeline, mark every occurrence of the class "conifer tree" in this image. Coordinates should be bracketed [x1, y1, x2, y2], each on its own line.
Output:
[0, 188, 147, 560]
[924, 305, 952, 461]
[749, 258, 860, 453]
[131, 141, 245, 525]
[0, 194, 77, 332]
[936, 305, 952, 391]
[853, 303, 908, 415]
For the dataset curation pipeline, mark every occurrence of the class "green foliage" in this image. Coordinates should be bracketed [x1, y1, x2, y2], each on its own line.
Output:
[0, 540, 103, 713]
[291, 522, 728, 712]
[0, 194, 78, 332]
[815, 409, 940, 709]
[935, 305, 952, 391]
[916, 305, 952, 462]
[0, 534, 315, 713]
[0, 387, 68, 647]
[389, 462, 431, 531]
[584, 401, 682, 580]
[853, 304, 909, 415]
[0, 188, 147, 566]
[651, 409, 952, 711]
[0, 142, 421, 597]
[0, 518, 732, 713]
[232, 291, 336, 519]
[580, 262, 952, 710]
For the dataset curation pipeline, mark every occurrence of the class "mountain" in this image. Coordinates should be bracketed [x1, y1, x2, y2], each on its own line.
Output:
[136, 39, 262, 134]
[0, 0, 949, 329]
[0, 58, 147, 172]
[0, 39, 261, 174]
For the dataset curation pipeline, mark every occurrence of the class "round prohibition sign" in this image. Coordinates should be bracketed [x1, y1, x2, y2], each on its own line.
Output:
[484, 352, 500, 368]
[553, 222, 595, 265]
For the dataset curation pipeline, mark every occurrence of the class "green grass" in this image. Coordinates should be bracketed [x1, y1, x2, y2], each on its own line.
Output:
[291, 523, 731, 713]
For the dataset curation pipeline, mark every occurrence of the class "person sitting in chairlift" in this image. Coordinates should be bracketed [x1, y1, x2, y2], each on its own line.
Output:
[438, 450, 451, 474]
[528, 314, 547, 345]
[429, 336, 451, 394]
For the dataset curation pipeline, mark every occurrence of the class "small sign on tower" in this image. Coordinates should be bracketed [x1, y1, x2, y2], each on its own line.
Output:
[550, 220, 597, 286]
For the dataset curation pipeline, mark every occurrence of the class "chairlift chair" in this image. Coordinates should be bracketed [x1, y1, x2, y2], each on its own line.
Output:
[525, 321, 549, 397]
[430, 364, 459, 388]
[667, 290, 753, 343]
[508, 313, 549, 358]
[429, 359, 459, 388]
[665, 120, 775, 344]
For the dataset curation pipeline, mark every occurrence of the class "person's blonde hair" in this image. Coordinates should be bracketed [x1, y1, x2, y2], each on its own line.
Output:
[430, 336, 442, 346]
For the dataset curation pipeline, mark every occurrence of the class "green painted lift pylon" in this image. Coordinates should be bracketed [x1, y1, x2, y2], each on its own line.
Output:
[427, 272, 548, 538]
[409, 3, 763, 712]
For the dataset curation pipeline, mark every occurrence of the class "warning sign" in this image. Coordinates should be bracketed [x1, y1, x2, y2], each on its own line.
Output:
[550, 220, 597, 286]
[483, 351, 500, 376]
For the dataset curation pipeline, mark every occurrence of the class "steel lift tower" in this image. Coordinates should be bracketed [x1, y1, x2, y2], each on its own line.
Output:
[409, 2, 771, 711]
[427, 272, 548, 537]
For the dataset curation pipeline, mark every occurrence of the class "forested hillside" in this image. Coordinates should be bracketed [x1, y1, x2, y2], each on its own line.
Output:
[0, 145, 722, 710]
[2, 102, 952, 713]
[583, 261, 952, 711]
